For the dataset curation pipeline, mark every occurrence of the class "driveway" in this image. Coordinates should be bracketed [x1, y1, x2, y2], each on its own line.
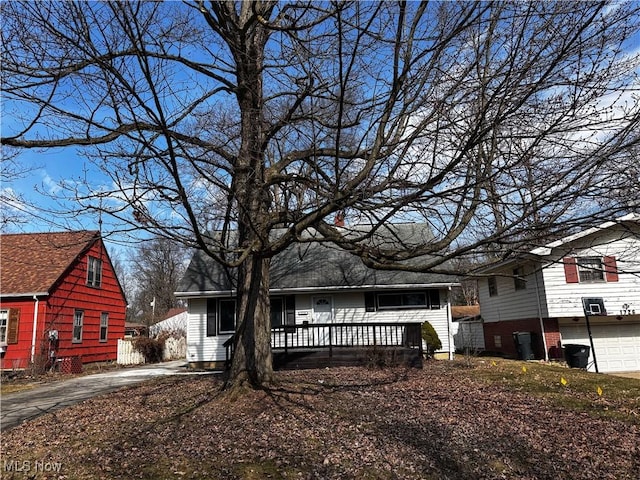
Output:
[1, 360, 217, 431]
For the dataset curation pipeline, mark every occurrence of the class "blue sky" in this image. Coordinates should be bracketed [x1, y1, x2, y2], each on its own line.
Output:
[2, 1, 639, 254]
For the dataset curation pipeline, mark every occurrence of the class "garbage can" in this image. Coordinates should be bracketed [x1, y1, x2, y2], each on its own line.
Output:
[512, 331, 534, 360]
[564, 344, 590, 369]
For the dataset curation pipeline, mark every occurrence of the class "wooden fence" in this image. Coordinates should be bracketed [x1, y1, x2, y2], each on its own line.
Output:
[117, 337, 186, 365]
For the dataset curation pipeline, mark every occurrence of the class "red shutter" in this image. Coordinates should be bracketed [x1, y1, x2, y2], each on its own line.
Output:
[563, 257, 579, 283]
[7, 308, 20, 344]
[603, 256, 619, 282]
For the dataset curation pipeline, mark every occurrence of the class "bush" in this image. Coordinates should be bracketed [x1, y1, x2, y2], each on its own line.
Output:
[421, 322, 442, 357]
[133, 336, 165, 363]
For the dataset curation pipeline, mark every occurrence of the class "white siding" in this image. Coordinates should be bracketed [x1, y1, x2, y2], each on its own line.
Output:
[454, 321, 485, 351]
[542, 233, 640, 318]
[187, 289, 456, 364]
[479, 263, 546, 323]
[186, 298, 232, 365]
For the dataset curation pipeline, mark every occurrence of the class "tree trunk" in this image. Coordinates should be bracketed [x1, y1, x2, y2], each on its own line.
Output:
[228, 255, 273, 388]
[225, 5, 274, 389]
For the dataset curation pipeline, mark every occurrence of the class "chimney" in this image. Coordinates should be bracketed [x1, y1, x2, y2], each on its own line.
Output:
[334, 211, 345, 227]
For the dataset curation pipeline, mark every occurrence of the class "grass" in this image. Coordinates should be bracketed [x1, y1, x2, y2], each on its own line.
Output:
[0, 382, 38, 395]
[460, 357, 640, 424]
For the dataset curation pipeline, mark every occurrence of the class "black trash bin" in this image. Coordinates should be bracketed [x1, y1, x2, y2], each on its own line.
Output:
[564, 344, 590, 369]
[512, 331, 534, 360]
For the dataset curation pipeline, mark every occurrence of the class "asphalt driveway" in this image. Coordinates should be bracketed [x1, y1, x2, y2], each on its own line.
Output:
[1, 360, 217, 431]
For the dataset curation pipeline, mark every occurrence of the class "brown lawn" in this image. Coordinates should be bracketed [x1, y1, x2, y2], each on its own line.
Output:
[2, 358, 639, 480]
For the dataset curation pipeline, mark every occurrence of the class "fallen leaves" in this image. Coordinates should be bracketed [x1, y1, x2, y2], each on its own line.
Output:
[1, 363, 639, 480]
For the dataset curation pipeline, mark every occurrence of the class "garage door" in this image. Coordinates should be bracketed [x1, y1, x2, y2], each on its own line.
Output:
[561, 323, 640, 373]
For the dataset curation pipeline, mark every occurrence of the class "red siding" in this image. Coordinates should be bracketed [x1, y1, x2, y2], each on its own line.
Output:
[483, 318, 562, 361]
[483, 318, 544, 359]
[1, 238, 126, 369]
[543, 318, 562, 360]
[0, 298, 44, 369]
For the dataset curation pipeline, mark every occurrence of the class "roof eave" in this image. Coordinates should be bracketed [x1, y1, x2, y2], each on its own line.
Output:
[175, 282, 459, 298]
[0, 292, 50, 299]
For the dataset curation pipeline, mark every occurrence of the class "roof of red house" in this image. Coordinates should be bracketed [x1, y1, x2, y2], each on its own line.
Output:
[451, 305, 481, 320]
[0, 230, 100, 296]
[162, 307, 188, 320]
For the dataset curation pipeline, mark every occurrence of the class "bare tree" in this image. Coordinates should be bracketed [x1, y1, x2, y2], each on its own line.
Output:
[128, 236, 189, 326]
[2, 1, 639, 388]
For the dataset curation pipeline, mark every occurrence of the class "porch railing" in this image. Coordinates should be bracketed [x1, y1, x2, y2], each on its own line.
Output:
[224, 322, 423, 368]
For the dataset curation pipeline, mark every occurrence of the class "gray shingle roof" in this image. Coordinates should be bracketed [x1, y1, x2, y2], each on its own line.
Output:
[177, 224, 457, 295]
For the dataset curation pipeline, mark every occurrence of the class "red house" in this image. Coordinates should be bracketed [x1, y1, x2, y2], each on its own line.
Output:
[0, 230, 126, 370]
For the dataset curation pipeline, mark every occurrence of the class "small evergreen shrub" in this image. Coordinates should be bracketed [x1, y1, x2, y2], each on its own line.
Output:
[421, 322, 442, 357]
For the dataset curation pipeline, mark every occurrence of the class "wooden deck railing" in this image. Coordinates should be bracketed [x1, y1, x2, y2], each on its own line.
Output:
[224, 322, 423, 368]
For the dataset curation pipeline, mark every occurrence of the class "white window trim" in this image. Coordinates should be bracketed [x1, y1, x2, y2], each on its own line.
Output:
[73, 310, 84, 343]
[99, 312, 109, 342]
[0, 309, 8, 344]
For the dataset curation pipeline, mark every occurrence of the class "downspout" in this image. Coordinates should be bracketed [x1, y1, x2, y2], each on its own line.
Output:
[31, 295, 40, 364]
[447, 286, 454, 360]
[534, 269, 549, 361]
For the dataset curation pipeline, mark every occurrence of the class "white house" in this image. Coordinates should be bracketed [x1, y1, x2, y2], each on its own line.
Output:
[477, 213, 640, 373]
[175, 224, 459, 369]
[149, 307, 188, 337]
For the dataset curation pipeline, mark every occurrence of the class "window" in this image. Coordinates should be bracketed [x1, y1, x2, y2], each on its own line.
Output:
[219, 299, 236, 333]
[0, 310, 7, 344]
[577, 257, 604, 283]
[73, 310, 84, 343]
[87, 256, 103, 287]
[513, 267, 526, 291]
[99, 313, 108, 342]
[488, 277, 498, 297]
[494, 335, 502, 348]
[377, 292, 427, 309]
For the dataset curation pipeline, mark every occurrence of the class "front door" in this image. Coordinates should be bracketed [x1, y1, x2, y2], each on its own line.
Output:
[312, 296, 333, 347]
[313, 296, 333, 323]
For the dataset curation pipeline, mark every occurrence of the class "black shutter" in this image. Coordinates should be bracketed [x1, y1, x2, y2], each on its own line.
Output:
[364, 292, 376, 312]
[285, 296, 296, 325]
[206, 299, 217, 336]
[428, 290, 440, 309]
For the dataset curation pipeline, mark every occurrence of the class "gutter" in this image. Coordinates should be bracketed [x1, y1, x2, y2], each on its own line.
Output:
[31, 295, 40, 364]
[0, 291, 49, 300]
[175, 282, 461, 298]
[534, 269, 549, 361]
[447, 286, 454, 360]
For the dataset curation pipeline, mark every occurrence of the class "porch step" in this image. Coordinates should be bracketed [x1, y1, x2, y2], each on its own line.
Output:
[273, 347, 422, 370]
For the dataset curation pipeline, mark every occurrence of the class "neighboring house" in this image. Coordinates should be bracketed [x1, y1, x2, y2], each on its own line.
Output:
[176, 224, 459, 369]
[149, 307, 187, 337]
[478, 213, 640, 372]
[452, 305, 485, 352]
[124, 322, 148, 338]
[0, 231, 126, 369]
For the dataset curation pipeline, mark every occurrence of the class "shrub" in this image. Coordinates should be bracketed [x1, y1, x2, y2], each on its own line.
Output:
[421, 322, 442, 357]
[133, 336, 165, 363]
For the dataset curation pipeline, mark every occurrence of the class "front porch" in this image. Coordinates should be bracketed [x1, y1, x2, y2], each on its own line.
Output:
[224, 322, 424, 370]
